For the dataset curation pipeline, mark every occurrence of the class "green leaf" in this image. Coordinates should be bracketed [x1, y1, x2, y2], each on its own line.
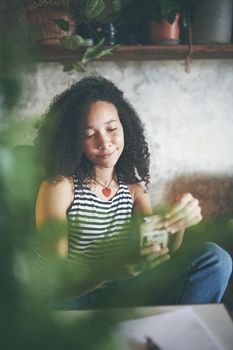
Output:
[81, 38, 104, 63]
[93, 45, 119, 59]
[160, 0, 180, 23]
[72, 62, 86, 72]
[52, 18, 70, 31]
[60, 35, 85, 50]
[61, 61, 86, 72]
[61, 62, 75, 72]
[85, 0, 106, 20]
[81, 39, 118, 64]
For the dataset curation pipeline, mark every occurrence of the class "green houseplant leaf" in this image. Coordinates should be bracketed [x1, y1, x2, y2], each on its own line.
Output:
[52, 18, 70, 31]
[51, 0, 123, 71]
[60, 35, 85, 49]
[83, 0, 125, 23]
[85, 0, 106, 20]
[81, 38, 119, 65]
[160, 0, 180, 23]
[61, 61, 84, 72]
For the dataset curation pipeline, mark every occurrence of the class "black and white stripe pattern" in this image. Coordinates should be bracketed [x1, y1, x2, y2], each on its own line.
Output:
[67, 175, 133, 260]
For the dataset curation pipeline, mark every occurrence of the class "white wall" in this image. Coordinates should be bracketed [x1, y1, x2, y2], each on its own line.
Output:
[16, 58, 233, 218]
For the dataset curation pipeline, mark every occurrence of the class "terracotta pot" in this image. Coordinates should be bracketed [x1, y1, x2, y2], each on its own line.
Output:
[149, 13, 181, 44]
[26, 7, 76, 46]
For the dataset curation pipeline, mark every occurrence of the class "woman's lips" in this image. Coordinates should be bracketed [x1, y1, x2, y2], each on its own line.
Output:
[97, 150, 115, 158]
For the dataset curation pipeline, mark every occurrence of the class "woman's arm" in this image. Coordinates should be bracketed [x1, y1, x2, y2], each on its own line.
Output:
[129, 185, 199, 254]
[128, 183, 153, 215]
[35, 177, 74, 257]
[162, 193, 202, 252]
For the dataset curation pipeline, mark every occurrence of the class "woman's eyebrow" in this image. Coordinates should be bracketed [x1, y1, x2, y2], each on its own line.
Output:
[86, 119, 118, 129]
[105, 119, 118, 124]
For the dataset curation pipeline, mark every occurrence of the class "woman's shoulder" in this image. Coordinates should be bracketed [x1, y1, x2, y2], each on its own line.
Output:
[36, 176, 75, 226]
[37, 176, 74, 212]
[39, 176, 74, 195]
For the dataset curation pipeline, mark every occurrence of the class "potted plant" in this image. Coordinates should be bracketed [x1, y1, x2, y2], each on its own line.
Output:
[58, 0, 125, 71]
[120, 0, 197, 45]
[24, 0, 125, 71]
[146, 0, 181, 44]
[25, 0, 76, 45]
[73, 0, 125, 46]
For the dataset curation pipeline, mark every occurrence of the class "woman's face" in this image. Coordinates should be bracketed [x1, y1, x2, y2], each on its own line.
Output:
[83, 101, 124, 169]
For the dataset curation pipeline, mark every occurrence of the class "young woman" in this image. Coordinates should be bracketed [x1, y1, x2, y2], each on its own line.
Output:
[35, 75, 232, 308]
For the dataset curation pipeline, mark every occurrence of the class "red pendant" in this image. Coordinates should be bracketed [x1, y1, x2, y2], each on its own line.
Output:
[102, 188, 111, 197]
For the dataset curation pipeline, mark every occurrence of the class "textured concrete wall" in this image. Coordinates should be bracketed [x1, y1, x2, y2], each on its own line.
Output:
[16, 59, 233, 219]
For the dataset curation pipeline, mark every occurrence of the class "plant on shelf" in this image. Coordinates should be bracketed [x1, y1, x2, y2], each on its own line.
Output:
[121, 0, 197, 44]
[74, 0, 125, 23]
[24, 0, 126, 71]
[25, 0, 76, 45]
[59, 0, 128, 71]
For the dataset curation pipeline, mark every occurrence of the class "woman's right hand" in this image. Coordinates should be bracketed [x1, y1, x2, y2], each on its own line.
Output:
[125, 244, 170, 277]
[141, 244, 170, 269]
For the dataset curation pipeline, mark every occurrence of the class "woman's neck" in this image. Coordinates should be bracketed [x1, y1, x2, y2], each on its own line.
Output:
[94, 167, 116, 186]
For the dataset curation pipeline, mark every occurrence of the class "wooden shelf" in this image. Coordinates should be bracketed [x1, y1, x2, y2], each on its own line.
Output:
[37, 44, 233, 62]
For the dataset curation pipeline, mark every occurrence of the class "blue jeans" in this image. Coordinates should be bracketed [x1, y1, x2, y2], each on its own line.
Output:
[61, 242, 232, 309]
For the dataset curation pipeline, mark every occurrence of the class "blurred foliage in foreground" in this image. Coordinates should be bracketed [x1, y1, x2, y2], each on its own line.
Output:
[0, 3, 130, 350]
[1, 3, 233, 349]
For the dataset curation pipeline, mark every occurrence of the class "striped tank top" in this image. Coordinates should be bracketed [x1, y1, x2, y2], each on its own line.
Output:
[67, 175, 133, 261]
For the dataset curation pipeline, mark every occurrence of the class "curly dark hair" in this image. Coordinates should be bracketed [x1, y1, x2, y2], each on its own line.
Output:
[35, 75, 150, 188]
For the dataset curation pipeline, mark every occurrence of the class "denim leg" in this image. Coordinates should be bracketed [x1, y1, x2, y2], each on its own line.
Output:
[105, 242, 232, 306]
[165, 242, 232, 304]
[102, 242, 232, 306]
[58, 242, 232, 309]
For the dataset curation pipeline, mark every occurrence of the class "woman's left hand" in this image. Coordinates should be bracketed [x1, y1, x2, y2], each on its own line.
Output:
[160, 193, 202, 234]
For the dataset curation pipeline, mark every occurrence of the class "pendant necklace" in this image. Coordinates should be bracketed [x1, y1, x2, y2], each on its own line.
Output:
[94, 173, 115, 197]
